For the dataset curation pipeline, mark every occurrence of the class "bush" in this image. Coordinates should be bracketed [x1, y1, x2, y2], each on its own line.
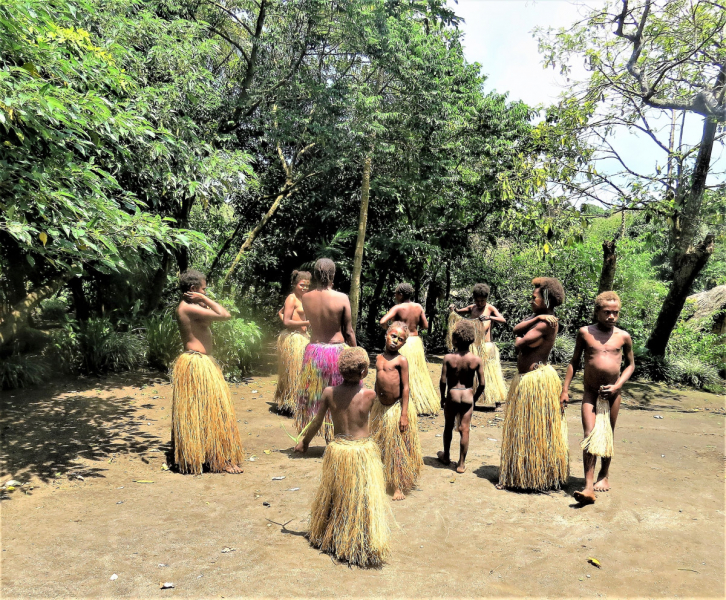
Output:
[38, 297, 69, 322]
[145, 313, 182, 370]
[550, 333, 576, 364]
[213, 297, 263, 380]
[664, 355, 722, 391]
[1, 353, 49, 389]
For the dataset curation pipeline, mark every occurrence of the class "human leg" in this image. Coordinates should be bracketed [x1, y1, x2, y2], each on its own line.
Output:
[574, 394, 597, 504]
[456, 402, 474, 473]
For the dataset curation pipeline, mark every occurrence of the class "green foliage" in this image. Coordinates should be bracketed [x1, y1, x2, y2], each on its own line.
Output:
[0, 353, 49, 389]
[145, 312, 182, 370]
[38, 298, 69, 322]
[213, 298, 263, 380]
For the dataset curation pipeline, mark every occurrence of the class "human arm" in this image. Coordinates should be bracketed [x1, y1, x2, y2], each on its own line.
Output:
[481, 304, 506, 324]
[473, 358, 485, 405]
[282, 295, 310, 329]
[514, 320, 552, 350]
[341, 297, 357, 346]
[399, 357, 410, 432]
[449, 303, 473, 316]
[182, 293, 232, 321]
[379, 306, 399, 330]
[294, 389, 329, 453]
[418, 305, 429, 331]
[439, 359, 448, 408]
[601, 332, 635, 399]
[560, 328, 585, 409]
[513, 314, 557, 336]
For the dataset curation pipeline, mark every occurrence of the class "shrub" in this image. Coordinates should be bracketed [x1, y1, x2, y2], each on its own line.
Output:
[550, 333, 576, 364]
[213, 297, 263, 380]
[664, 355, 722, 391]
[38, 297, 69, 322]
[0, 353, 49, 389]
[145, 313, 182, 370]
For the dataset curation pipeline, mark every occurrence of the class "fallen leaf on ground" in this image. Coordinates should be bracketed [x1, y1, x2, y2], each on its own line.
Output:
[161, 464, 169, 471]
[221, 547, 236, 553]
[263, 501, 270, 507]
[264, 450, 271, 455]
[450, 478, 456, 483]
[587, 557, 601, 568]
[160, 582, 174, 589]
[134, 480, 154, 484]
[272, 476, 285, 480]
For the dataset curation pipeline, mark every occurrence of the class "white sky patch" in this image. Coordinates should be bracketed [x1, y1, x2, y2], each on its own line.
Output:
[452, 0, 724, 190]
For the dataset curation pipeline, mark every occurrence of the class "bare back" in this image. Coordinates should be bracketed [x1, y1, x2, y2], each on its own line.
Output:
[176, 301, 214, 354]
[384, 302, 426, 336]
[442, 351, 484, 404]
[323, 383, 376, 439]
[302, 289, 356, 345]
[516, 315, 558, 374]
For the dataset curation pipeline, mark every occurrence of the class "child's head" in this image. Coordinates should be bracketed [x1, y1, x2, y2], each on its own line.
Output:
[395, 282, 414, 302]
[531, 277, 565, 313]
[179, 270, 207, 294]
[594, 291, 621, 328]
[291, 270, 311, 295]
[385, 321, 409, 352]
[338, 347, 369, 382]
[472, 283, 490, 307]
[314, 258, 336, 289]
[452, 319, 476, 351]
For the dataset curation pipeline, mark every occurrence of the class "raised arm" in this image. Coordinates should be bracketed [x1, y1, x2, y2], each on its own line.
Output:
[399, 357, 410, 432]
[473, 358, 485, 405]
[183, 293, 231, 321]
[379, 306, 399, 329]
[294, 388, 330, 453]
[341, 297, 357, 347]
[439, 359, 448, 409]
[560, 328, 586, 408]
[449, 303, 473, 316]
[282, 294, 309, 329]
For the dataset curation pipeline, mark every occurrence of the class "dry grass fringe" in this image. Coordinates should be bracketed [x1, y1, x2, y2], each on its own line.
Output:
[370, 397, 423, 494]
[580, 395, 614, 457]
[499, 364, 569, 491]
[171, 352, 244, 474]
[309, 437, 390, 567]
[296, 343, 346, 442]
[398, 336, 440, 415]
[274, 330, 309, 414]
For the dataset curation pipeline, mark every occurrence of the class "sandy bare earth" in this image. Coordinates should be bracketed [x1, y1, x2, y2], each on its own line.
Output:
[1, 354, 724, 598]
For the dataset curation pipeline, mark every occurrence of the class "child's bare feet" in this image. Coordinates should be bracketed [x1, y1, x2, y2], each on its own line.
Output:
[594, 476, 610, 492]
[392, 489, 405, 501]
[456, 462, 466, 473]
[223, 463, 244, 474]
[437, 451, 451, 466]
[573, 489, 596, 504]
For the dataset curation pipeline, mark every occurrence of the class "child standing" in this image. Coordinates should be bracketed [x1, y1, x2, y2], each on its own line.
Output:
[561, 291, 634, 505]
[371, 322, 423, 501]
[295, 347, 389, 568]
[437, 320, 485, 474]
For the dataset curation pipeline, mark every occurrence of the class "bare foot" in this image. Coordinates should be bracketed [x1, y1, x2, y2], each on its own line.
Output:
[437, 451, 451, 466]
[392, 489, 405, 501]
[223, 463, 244, 474]
[574, 489, 596, 505]
[456, 463, 466, 474]
[594, 476, 610, 492]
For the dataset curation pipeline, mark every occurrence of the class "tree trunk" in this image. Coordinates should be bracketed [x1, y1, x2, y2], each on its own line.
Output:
[646, 234, 715, 356]
[69, 277, 90, 322]
[349, 153, 372, 331]
[647, 111, 719, 356]
[365, 261, 391, 340]
[445, 261, 451, 303]
[145, 253, 171, 315]
[425, 274, 440, 335]
[597, 240, 617, 294]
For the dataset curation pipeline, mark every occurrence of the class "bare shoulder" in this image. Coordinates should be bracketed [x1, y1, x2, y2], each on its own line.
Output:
[397, 354, 409, 368]
[615, 326, 632, 343]
[362, 388, 377, 401]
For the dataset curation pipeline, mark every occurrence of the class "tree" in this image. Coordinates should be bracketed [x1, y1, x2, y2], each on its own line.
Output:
[538, 0, 726, 356]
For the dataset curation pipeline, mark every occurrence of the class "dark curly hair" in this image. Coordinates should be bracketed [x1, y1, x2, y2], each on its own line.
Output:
[338, 347, 369, 381]
[395, 282, 415, 301]
[179, 270, 206, 293]
[387, 321, 410, 339]
[472, 283, 490, 299]
[291, 270, 312, 289]
[532, 277, 565, 308]
[314, 258, 336, 289]
[452, 319, 476, 350]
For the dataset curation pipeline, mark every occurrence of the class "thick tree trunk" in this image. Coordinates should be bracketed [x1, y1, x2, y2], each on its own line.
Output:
[365, 261, 391, 340]
[425, 275, 440, 335]
[597, 240, 617, 294]
[145, 253, 171, 315]
[646, 234, 715, 356]
[349, 153, 372, 331]
[68, 277, 90, 322]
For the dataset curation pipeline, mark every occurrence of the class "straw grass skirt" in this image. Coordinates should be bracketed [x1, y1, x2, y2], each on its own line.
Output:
[309, 437, 390, 567]
[370, 397, 423, 494]
[297, 342, 347, 442]
[398, 336, 439, 415]
[274, 330, 309, 414]
[581, 394, 614, 458]
[171, 352, 244, 474]
[499, 364, 569, 490]
[446, 313, 507, 407]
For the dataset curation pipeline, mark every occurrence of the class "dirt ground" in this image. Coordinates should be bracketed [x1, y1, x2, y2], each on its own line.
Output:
[1, 353, 724, 598]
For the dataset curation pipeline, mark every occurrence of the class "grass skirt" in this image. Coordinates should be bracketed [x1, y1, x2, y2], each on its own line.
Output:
[171, 352, 244, 474]
[370, 397, 423, 494]
[499, 364, 569, 490]
[274, 330, 309, 414]
[398, 336, 439, 415]
[580, 395, 614, 458]
[446, 313, 507, 407]
[296, 343, 347, 442]
[309, 437, 390, 567]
